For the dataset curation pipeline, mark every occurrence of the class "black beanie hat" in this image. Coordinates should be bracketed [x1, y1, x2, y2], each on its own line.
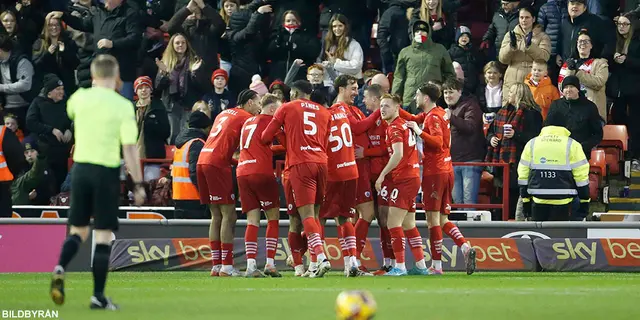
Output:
[189, 111, 213, 129]
[561, 75, 581, 91]
[42, 73, 63, 94]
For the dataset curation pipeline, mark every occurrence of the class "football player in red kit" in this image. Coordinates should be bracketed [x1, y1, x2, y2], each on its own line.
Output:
[237, 94, 286, 278]
[261, 80, 333, 278]
[375, 94, 425, 276]
[197, 89, 261, 277]
[404, 83, 477, 275]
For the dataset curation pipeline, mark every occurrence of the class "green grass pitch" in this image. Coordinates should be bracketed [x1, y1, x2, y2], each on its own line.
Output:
[2, 272, 640, 319]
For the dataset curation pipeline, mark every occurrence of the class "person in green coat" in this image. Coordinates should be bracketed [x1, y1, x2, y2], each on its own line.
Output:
[11, 138, 52, 205]
[392, 19, 456, 114]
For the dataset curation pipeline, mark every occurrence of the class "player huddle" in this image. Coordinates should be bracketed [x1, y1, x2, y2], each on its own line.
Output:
[195, 75, 477, 277]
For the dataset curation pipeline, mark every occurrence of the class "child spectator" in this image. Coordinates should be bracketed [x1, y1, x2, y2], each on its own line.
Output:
[3, 113, 24, 142]
[269, 80, 289, 102]
[449, 26, 482, 94]
[525, 59, 560, 120]
[249, 74, 269, 97]
[477, 61, 504, 114]
[203, 69, 235, 119]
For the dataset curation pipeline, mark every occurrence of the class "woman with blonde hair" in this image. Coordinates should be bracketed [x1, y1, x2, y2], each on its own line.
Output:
[408, 0, 456, 49]
[318, 14, 363, 86]
[155, 33, 209, 144]
[0, 9, 37, 57]
[485, 82, 543, 220]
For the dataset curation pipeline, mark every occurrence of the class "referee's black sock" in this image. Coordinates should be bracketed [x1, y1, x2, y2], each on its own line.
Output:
[57, 234, 82, 269]
[93, 244, 112, 299]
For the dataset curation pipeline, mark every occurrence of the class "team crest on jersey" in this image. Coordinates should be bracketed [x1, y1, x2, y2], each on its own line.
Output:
[231, 194, 235, 200]
[431, 191, 439, 199]
[288, 204, 293, 210]
[434, 121, 440, 129]
[365, 191, 371, 198]
[376, 119, 381, 126]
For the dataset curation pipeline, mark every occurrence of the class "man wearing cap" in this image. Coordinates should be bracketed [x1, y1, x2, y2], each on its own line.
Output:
[26, 73, 72, 194]
[482, 0, 521, 60]
[392, 19, 455, 114]
[11, 137, 55, 205]
[172, 111, 212, 219]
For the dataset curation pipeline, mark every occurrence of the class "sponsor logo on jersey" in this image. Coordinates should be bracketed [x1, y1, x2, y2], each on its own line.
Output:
[238, 159, 257, 166]
[300, 145, 322, 152]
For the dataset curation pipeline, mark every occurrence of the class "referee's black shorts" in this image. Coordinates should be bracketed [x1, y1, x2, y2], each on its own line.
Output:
[68, 163, 120, 231]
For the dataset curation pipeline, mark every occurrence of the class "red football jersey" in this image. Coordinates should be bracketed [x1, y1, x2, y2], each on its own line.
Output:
[385, 117, 420, 181]
[327, 104, 359, 181]
[198, 108, 252, 167]
[337, 102, 370, 151]
[237, 114, 276, 177]
[270, 99, 331, 167]
[368, 118, 389, 176]
[422, 107, 453, 175]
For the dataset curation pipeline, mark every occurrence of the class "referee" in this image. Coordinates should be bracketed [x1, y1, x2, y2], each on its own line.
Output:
[49, 55, 146, 310]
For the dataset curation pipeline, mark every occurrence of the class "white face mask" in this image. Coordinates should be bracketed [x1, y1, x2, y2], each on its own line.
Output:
[414, 33, 427, 43]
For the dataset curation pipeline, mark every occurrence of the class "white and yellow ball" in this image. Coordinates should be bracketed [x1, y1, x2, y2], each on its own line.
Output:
[335, 290, 377, 320]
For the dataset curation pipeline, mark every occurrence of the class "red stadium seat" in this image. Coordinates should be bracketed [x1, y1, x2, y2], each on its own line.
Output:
[165, 145, 176, 160]
[589, 149, 607, 201]
[483, 123, 490, 136]
[479, 171, 494, 197]
[598, 125, 628, 176]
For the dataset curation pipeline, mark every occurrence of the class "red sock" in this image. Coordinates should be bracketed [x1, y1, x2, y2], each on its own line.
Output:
[341, 222, 357, 257]
[337, 225, 349, 257]
[265, 220, 279, 260]
[443, 221, 466, 247]
[389, 227, 406, 264]
[380, 227, 394, 259]
[429, 226, 443, 261]
[288, 231, 303, 266]
[317, 219, 325, 240]
[302, 217, 325, 257]
[300, 231, 308, 256]
[222, 242, 234, 266]
[244, 224, 259, 260]
[404, 227, 425, 262]
[210, 240, 221, 266]
[354, 219, 370, 257]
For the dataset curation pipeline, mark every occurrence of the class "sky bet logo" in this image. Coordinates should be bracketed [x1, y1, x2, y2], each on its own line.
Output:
[546, 238, 640, 267]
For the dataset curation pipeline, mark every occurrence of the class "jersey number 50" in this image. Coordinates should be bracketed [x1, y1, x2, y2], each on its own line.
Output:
[329, 123, 354, 152]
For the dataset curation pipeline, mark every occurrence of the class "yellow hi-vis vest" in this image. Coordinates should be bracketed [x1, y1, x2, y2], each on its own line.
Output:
[171, 138, 204, 200]
[0, 126, 14, 182]
[517, 126, 590, 205]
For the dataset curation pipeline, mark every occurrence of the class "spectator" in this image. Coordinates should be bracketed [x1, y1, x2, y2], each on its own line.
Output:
[319, 14, 364, 87]
[560, 0, 609, 61]
[203, 68, 235, 119]
[525, 59, 560, 120]
[477, 61, 504, 114]
[267, 10, 320, 83]
[10, 137, 56, 205]
[498, 6, 551, 103]
[218, 0, 239, 74]
[227, 4, 271, 96]
[249, 74, 268, 97]
[449, 25, 482, 94]
[25, 73, 72, 194]
[192, 100, 212, 119]
[271, 0, 321, 36]
[377, 0, 413, 74]
[482, 0, 521, 60]
[167, 0, 226, 75]
[393, 19, 455, 113]
[408, 0, 457, 49]
[134, 76, 171, 181]
[155, 33, 210, 144]
[3, 113, 23, 142]
[0, 121, 24, 217]
[538, 0, 568, 83]
[269, 80, 289, 102]
[172, 111, 212, 218]
[284, 61, 336, 104]
[66, 0, 94, 89]
[0, 9, 37, 58]
[32, 14, 79, 97]
[319, 0, 371, 55]
[353, 69, 383, 115]
[608, 13, 640, 163]
[50, 0, 142, 100]
[548, 75, 603, 159]
[486, 82, 543, 219]
[558, 29, 609, 119]
[443, 78, 486, 208]
[0, 33, 35, 135]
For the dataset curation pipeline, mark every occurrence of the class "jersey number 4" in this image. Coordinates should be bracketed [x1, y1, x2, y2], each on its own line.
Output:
[239, 124, 258, 150]
[329, 123, 354, 152]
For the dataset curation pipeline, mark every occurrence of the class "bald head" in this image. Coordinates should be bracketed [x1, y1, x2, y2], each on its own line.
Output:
[370, 74, 390, 93]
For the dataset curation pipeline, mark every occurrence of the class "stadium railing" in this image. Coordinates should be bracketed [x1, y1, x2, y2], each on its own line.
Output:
[450, 162, 510, 221]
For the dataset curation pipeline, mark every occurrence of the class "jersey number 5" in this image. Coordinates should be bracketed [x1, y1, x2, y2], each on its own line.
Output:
[211, 116, 228, 137]
[329, 123, 354, 152]
[303, 112, 317, 135]
[240, 124, 258, 149]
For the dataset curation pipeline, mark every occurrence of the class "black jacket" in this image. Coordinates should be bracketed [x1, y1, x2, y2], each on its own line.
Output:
[547, 96, 604, 158]
[138, 97, 171, 159]
[448, 44, 482, 94]
[25, 96, 72, 147]
[62, 2, 142, 81]
[67, 2, 94, 89]
[606, 33, 640, 98]
[267, 27, 320, 82]
[1, 128, 24, 178]
[174, 127, 207, 187]
[537, 0, 568, 57]
[167, 5, 226, 74]
[228, 9, 268, 95]
[320, 0, 369, 31]
[377, 0, 412, 73]
[560, 12, 608, 60]
[482, 8, 519, 51]
[32, 34, 80, 97]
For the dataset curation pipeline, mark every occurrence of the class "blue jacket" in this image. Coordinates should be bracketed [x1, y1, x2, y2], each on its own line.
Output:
[538, 0, 568, 57]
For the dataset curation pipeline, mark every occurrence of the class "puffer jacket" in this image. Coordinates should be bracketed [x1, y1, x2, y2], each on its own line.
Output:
[482, 7, 519, 52]
[607, 33, 640, 98]
[392, 20, 455, 112]
[267, 26, 320, 82]
[377, 0, 414, 73]
[560, 11, 608, 60]
[498, 24, 551, 101]
[227, 9, 268, 95]
[537, 0, 568, 57]
[547, 95, 603, 158]
[448, 44, 482, 94]
[67, 2, 94, 89]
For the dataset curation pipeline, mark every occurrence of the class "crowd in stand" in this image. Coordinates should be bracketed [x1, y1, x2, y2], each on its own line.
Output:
[1, 0, 640, 220]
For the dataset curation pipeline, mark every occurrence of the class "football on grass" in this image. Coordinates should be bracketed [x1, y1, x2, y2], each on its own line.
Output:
[335, 290, 377, 320]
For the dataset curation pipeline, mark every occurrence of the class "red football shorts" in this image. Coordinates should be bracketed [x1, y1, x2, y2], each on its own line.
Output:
[197, 164, 235, 205]
[422, 172, 454, 215]
[289, 163, 328, 208]
[371, 173, 389, 207]
[282, 170, 297, 215]
[237, 174, 280, 213]
[355, 160, 373, 205]
[320, 179, 357, 219]
[380, 177, 420, 211]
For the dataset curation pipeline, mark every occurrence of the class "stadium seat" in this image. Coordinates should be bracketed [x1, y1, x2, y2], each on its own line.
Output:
[483, 123, 490, 136]
[479, 171, 494, 198]
[598, 125, 628, 176]
[589, 149, 607, 201]
[165, 145, 176, 159]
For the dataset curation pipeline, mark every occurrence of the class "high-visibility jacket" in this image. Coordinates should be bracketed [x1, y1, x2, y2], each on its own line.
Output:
[171, 138, 204, 200]
[0, 126, 14, 182]
[517, 126, 590, 205]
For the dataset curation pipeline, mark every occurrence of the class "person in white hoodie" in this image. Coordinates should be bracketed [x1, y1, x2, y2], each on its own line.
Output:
[318, 14, 363, 88]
